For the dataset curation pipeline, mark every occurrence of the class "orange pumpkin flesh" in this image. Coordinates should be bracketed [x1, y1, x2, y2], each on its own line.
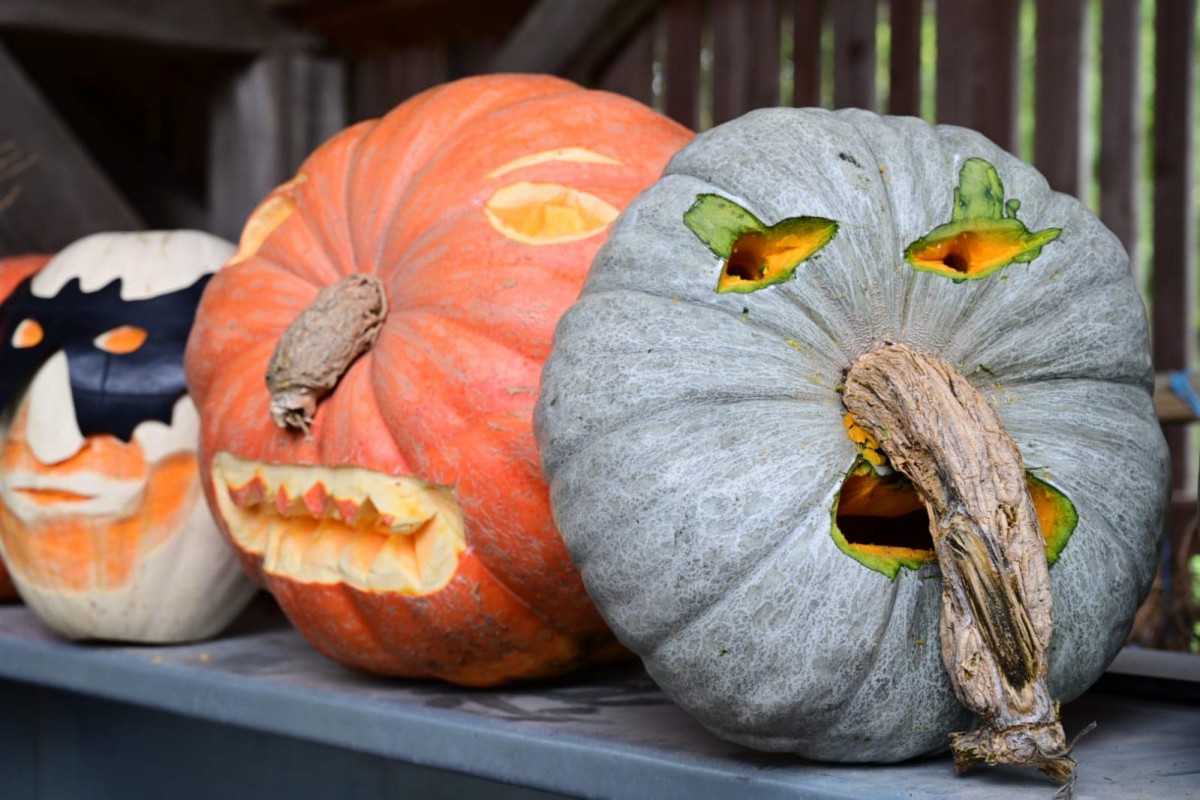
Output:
[185, 75, 692, 685]
[0, 400, 198, 593]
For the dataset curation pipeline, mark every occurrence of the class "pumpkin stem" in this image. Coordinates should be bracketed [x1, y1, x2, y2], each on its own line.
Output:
[266, 274, 387, 437]
[843, 343, 1078, 789]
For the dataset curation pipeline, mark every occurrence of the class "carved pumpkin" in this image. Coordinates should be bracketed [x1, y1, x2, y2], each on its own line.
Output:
[535, 109, 1168, 782]
[0, 232, 257, 641]
[0, 253, 51, 602]
[184, 74, 692, 686]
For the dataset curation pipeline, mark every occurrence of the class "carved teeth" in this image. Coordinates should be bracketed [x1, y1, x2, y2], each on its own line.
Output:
[210, 451, 465, 594]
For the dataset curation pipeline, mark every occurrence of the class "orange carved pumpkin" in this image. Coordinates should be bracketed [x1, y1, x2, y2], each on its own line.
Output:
[185, 75, 692, 685]
[0, 253, 51, 602]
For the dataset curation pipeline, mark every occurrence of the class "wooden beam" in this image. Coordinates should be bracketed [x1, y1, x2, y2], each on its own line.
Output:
[268, 0, 531, 50]
[663, 0, 702, 128]
[0, 41, 142, 254]
[488, 0, 657, 78]
[792, 0, 824, 108]
[1099, 0, 1142, 271]
[935, 0, 1020, 152]
[0, 0, 306, 53]
[1034, 0, 1087, 197]
[832, 0, 875, 110]
[711, 0, 781, 124]
[888, 0, 923, 116]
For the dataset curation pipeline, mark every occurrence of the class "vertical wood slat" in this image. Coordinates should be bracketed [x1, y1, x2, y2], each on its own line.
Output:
[1152, 0, 1197, 491]
[663, 0, 702, 128]
[888, 0, 923, 116]
[287, 53, 348, 171]
[0, 41, 143, 253]
[1099, 0, 1142, 269]
[792, 0, 823, 107]
[1033, 0, 1087, 197]
[350, 45, 448, 123]
[832, 0, 876, 110]
[935, 0, 1020, 152]
[596, 15, 656, 106]
[209, 52, 292, 242]
[711, 0, 781, 124]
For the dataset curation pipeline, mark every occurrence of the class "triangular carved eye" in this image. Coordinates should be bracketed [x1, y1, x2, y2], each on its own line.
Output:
[683, 194, 838, 294]
[904, 158, 1061, 282]
[12, 319, 42, 349]
[94, 325, 147, 354]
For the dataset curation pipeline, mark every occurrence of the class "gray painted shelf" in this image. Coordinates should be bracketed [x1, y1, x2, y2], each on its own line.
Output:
[0, 599, 1196, 799]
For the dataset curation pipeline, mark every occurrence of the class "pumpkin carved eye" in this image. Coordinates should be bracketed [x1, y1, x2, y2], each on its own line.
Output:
[904, 158, 1061, 282]
[12, 319, 42, 348]
[683, 194, 838, 294]
[94, 325, 148, 354]
[485, 181, 619, 245]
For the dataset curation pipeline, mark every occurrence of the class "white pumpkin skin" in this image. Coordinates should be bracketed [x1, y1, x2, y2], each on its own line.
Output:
[535, 109, 1169, 762]
[0, 231, 257, 643]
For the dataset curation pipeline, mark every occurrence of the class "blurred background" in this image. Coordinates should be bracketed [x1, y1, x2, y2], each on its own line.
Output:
[0, 0, 1195, 651]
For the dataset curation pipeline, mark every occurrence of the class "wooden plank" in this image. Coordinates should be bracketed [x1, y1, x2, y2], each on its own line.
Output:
[663, 0, 702, 128]
[1153, 372, 1200, 424]
[1099, 0, 1142, 267]
[269, 0, 532, 50]
[711, 0, 781, 124]
[596, 17, 657, 107]
[792, 0, 824, 107]
[935, 0, 1020, 152]
[832, 0, 875, 110]
[350, 45, 447, 123]
[1152, 0, 1197, 490]
[208, 52, 293, 243]
[0, 41, 142, 254]
[287, 53, 348, 170]
[1033, 0, 1087, 196]
[888, 0, 923, 116]
[489, 0, 656, 77]
[0, 0, 303, 53]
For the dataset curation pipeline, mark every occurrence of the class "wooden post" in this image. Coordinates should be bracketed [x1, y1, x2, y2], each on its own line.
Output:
[711, 0, 781, 124]
[792, 0, 824, 108]
[596, 17, 657, 107]
[663, 0, 703, 128]
[1033, 0, 1087, 198]
[832, 0, 876, 110]
[888, 0, 923, 117]
[935, 0, 1020, 152]
[1099, 0, 1142, 273]
[0, 41, 143, 253]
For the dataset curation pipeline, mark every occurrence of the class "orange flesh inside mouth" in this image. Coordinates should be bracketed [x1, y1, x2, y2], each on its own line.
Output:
[212, 452, 466, 594]
[836, 470, 1071, 564]
[718, 227, 833, 292]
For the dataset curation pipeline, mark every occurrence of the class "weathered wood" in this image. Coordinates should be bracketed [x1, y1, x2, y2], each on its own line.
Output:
[1034, 0, 1087, 197]
[711, 0, 781, 124]
[350, 45, 447, 123]
[1099, 0, 1142, 270]
[935, 0, 1020, 152]
[596, 16, 657, 108]
[488, 0, 656, 78]
[888, 0, 923, 116]
[268, 0, 531, 50]
[832, 0, 875, 110]
[287, 53, 348, 168]
[792, 0, 824, 107]
[663, 0, 702, 127]
[0, 41, 143, 254]
[209, 52, 293, 243]
[1152, 0, 1197, 491]
[0, 0, 304, 53]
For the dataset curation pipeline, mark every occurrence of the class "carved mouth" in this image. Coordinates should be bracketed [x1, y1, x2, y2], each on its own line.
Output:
[14, 487, 95, 505]
[211, 451, 466, 594]
[0, 473, 142, 520]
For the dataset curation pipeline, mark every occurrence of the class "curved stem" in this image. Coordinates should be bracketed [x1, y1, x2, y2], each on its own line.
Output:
[266, 274, 387, 437]
[843, 343, 1076, 786]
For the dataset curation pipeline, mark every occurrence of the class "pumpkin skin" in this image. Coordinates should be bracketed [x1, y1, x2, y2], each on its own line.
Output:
[184, 74, 692, 686]
[535, 108, 1168, 760]
[0, 253, 52, 602]
[0, 232, 257, 641]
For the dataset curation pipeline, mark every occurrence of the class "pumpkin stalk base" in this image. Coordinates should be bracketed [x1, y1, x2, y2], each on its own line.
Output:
[843, 343, 1076, 790]
[266, 274, 388, 436]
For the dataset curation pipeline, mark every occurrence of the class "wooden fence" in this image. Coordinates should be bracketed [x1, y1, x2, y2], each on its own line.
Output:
[0, 0, 1196, 646]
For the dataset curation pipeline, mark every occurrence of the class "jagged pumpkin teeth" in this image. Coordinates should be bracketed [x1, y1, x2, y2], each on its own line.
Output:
[211, 450, 465, 593]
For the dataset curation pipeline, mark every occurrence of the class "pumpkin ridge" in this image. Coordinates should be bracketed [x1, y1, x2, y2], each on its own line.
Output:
[295, 124, 376, 279]
[401, 307, 545, 376]
[382, 87, 592, 262]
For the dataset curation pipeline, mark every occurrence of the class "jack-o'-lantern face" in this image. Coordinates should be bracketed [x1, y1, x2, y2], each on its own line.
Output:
[185, 74, 693, 685]
[0, 231, 224, 594]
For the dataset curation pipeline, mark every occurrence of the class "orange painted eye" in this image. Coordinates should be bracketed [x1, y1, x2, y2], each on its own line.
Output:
[12, 319, 43, 349]
[94, 325, 148, 354]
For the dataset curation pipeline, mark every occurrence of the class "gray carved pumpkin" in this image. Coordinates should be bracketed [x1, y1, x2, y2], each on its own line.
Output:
[534, 108, 1168, 762]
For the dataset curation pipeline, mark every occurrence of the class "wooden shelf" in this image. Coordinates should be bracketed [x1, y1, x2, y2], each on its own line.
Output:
[0, 600, 1196, 799]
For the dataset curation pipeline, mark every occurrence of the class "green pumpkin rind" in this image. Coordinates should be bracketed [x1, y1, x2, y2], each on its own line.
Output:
[535, 108, 1168, 762]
